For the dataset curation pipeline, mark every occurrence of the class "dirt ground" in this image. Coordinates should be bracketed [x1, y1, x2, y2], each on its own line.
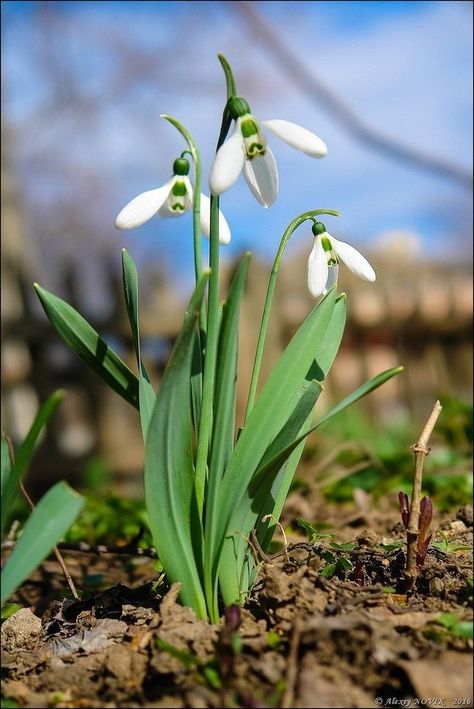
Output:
[1, 501, 473, 709]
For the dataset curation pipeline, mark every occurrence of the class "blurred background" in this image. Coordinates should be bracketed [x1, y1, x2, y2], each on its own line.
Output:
[2, 1, 472, 504]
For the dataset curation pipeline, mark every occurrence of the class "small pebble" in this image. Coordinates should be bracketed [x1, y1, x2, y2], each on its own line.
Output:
[1, 608, 42, 652]
[429, 578, 445, 597]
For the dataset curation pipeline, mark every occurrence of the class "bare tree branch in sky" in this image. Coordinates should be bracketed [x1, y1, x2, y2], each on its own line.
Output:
[232, 1, 472, 190]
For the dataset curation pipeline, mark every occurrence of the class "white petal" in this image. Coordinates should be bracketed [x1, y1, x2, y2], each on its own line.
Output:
[115, 178, 174, 229]
[183, 177, 194, 212]
[307, 237, 328, 298]
[199, 194, 231, 245]
[243, 147, 279, 208]
[323, 264, 339, 294]
[262, 119, 327, 158]
[331, 236, 376, 282]
[209, 123, 245, 195]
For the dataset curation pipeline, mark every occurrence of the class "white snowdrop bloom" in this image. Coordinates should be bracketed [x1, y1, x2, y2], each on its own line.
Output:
[115, 157, 231, 244]
[307, 222, 376, 298]
[209, 97, 327, 208]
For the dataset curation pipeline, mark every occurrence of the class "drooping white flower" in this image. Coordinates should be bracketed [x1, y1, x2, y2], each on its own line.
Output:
[307, 222, 376, 298]
[115, 157, 231, 244]
[209, 97, 327, 208]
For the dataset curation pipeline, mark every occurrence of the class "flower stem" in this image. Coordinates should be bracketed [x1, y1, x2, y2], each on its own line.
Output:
[161, 115, 203, 285]
[244, 209, 341, 425]
[217, 53, 237, 98]
[195, 194, 221, 516]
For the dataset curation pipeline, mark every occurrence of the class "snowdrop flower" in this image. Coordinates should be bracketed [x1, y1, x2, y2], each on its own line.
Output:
[307, 222, 376, 298]
[209, 97, 327, 208]
[115, 157, 231, 244]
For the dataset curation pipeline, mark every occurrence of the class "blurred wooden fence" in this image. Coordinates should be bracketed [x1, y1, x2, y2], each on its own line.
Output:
[2, 243, 472, 494]
[2, 127, 472, 494]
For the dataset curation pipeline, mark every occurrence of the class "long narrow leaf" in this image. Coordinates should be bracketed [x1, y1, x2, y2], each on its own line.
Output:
[313, 366, 404, 428]
[238, 366, 405, 545]
[1, 390, 65, 537]
[144, 271, 209, 620]
[34, 284, 139, 408]
[121, 249, 157, 438]
[219, 291, 347, 603]
[1, 481, 85, 605]
[206, 287, 338, 603]
[209, 253, 250, 484]
[221, 379, 323, 603]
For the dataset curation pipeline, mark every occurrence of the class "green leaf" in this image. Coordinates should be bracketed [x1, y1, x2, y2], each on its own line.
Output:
[34, 283, 139, 408]
[226, 380, 323, 602]
[1, 603, 22, 622]
[219, 292, 348, 603]
[121, 249, 157, 439]
[314, 366, 404, 428]
[190, 328, 205, 436]
[1, 481, 85, 605]
[1, 433, 13, 537]
[209, 253, 250, 484]
[1, 390, 65, 537]
[231, 365, 405, 541]
[255, 295, 347, 552]
[144, 272, 209, 620]
[206, 288, 339, 603]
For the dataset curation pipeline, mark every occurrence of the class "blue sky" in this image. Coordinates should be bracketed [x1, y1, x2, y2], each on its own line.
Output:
[2, 0, 472, 299]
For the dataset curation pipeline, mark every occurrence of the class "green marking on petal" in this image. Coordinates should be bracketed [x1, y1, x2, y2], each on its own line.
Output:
[172, 179, 187, 197]
[172, 203, 185, 212]
[247, 143, 265, 159]
[240, 118, 259, 138]
[321, 236, 333, 252]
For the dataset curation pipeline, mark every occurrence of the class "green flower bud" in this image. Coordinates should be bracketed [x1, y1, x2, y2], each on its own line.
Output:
[173, 157, 190, 176]
[312, 221, 327, 237]
[228, 96, 251, 120]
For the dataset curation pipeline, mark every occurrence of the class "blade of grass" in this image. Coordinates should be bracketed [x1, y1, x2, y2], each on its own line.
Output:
[1, 481, 85, 605]
[1, 390, 65, 537]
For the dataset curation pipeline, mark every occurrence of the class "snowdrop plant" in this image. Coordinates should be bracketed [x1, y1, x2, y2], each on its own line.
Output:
[34, 54, 402, 622]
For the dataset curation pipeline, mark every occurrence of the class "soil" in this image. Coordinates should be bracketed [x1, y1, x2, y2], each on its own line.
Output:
[2, 502, 473, 709]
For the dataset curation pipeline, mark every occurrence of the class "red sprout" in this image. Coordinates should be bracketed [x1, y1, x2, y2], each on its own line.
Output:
[399, 491, 410, 529]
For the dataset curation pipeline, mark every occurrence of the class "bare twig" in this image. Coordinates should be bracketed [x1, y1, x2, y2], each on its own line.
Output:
[55, 541, 158, 558]
[232, 1, 472, 189]
[405, 401, 442, 588]
[19, 482, 80, 600]
[280, 615, 303, 709]
[262, 514, 290, 562]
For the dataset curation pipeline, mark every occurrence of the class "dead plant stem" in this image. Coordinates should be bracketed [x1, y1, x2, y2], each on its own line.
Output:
[405, 400, 442, 588]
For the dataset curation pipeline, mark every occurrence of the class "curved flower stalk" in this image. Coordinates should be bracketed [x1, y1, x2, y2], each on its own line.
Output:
[115, 156, 231, 245]
[209, 96, 327, 207]
[307, 221, 376, 298]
